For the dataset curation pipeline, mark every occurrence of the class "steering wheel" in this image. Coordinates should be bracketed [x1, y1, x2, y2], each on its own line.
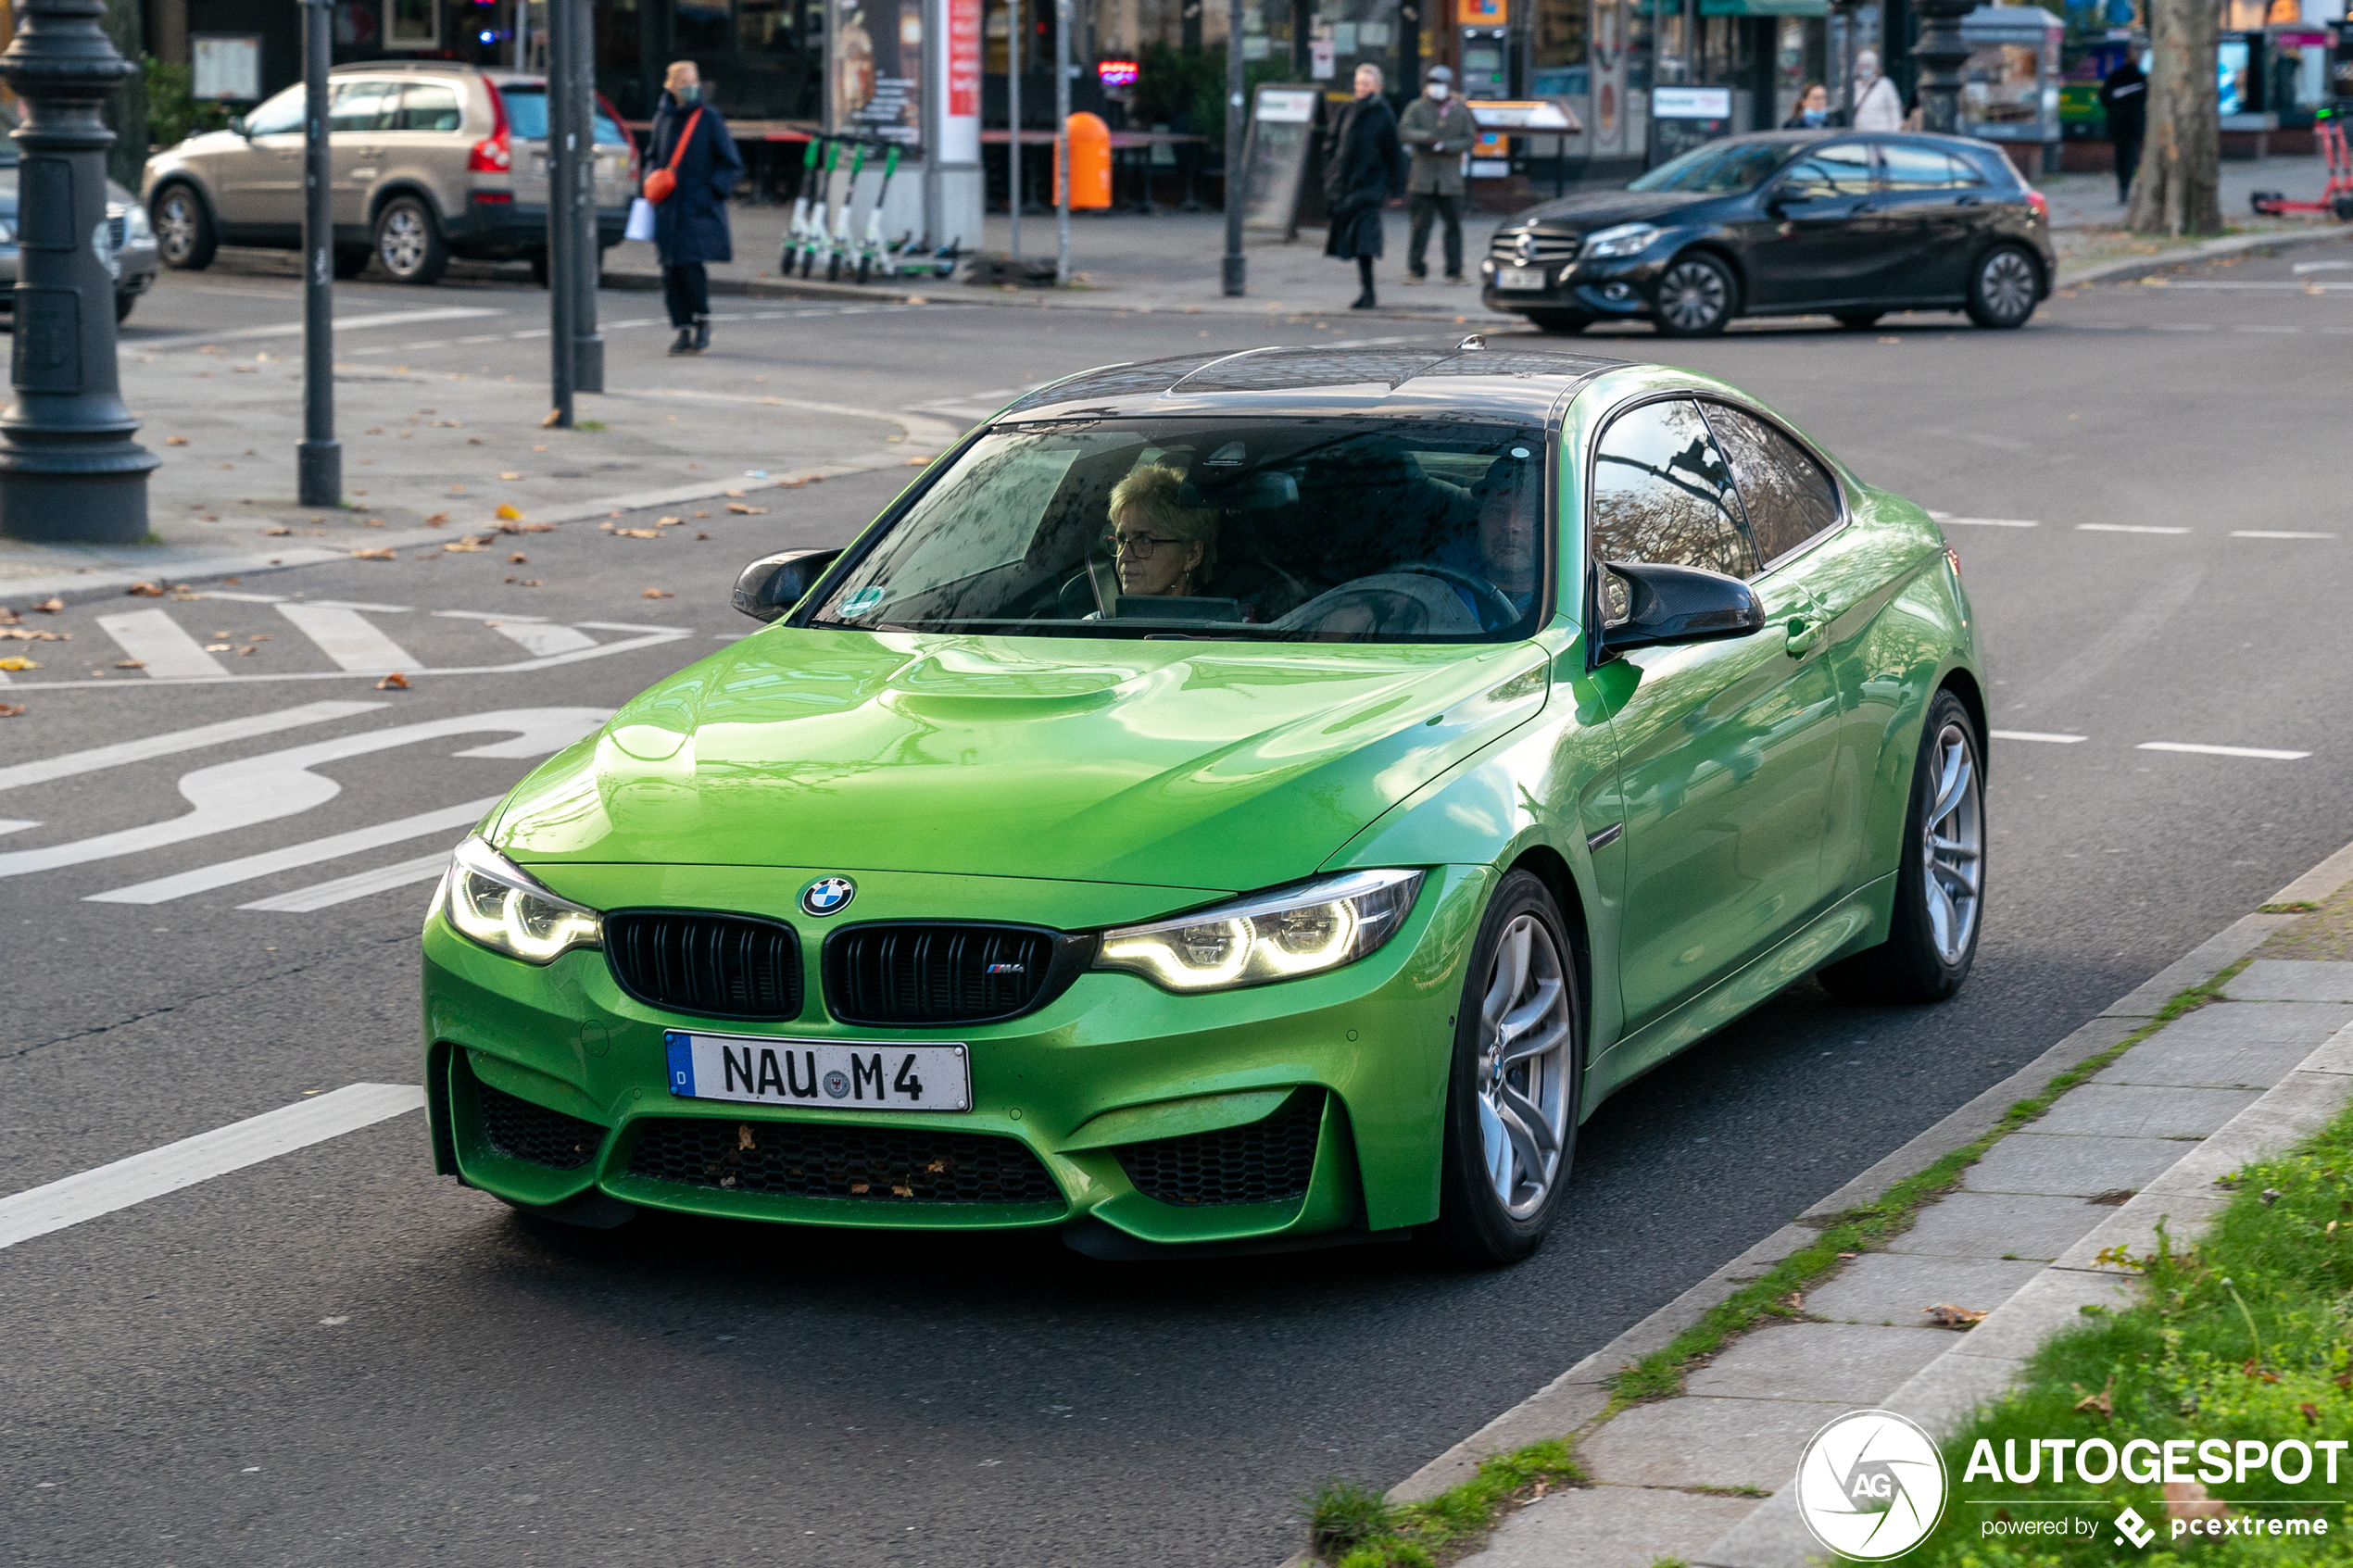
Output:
[1391, 562, 1521, 630]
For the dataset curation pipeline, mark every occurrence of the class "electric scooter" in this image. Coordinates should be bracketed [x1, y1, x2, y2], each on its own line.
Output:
[826, 140, 866, 282]
[857, 144, 901, 283]
[798, 138, 841, 278]
[2250, 112, 2353, 220]
[782, 136, 822, 272]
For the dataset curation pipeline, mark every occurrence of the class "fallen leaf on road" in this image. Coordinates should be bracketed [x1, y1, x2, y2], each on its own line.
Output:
[497, 471, 523, 481]
[656, 515, 685, 528]
[2072, 1376, 2115, 1417]
[541, 408, 562, 427]
[726, 503, 766, 515]
[466, 436, 484, 445]
[611, 528, 661, 539]
[778, 478, 807, 488]
[115, 659, 144, 669]
[532, 444, 548, 453]
[202, 643, 233, 652]
[264, 526, 294, 536]
[724, 488, 746, 497]
[444, 540, 485, 552]
[642, 588, 674, 599]
[496, 503, 523, 521]
[694, 532, 710, 541]
[238, 645, 258, 655]
[904, 457, 930, 466]
[1923, 1304, 1988, 1330]
[505, 576, 544, 586]
[165, 435, 189, 445]
[32, 597, 62, 613]
[351, 547, 397, 561]
[693, 510, 709, 519]
[376, 672, 410, 690]
[365, 518, 386, 527]
[0, 702, 22, 717]
[0, 657, 38, 671]
[1, 628, 67, 641]
[424, 511, 449, 526]
[127, 582, 164, 596]
[507, 552, 528, 564]
[448, 483, 467, 494]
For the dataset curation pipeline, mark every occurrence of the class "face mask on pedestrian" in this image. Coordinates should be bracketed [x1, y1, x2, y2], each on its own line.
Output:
[1428, 82, 1450, 100]
[673, 83, 702, 105]
[1800, 107, 1826, 126]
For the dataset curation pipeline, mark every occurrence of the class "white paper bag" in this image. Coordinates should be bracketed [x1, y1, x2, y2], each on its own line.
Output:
[624, 196, 656, 243]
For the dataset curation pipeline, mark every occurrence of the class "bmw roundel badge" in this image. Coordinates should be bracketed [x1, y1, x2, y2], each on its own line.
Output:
[800, 875, 857, 917]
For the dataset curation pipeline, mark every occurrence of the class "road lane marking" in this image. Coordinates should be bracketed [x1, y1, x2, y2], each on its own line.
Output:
[2235, 324, 2301, 333]
[1940, 517, 2039, 528]
[241, 850, 453, 912]
[2138, 742, 2309, 760]
[274, 602, 423, 673]
[96, 609, 232, 679]
[1990, 731, 2088, 744]
[2232, 530, 2335, 539]
[2293, 259, 2353, 274]
[134, 307, 502, 353]
[0, 708, 604, 882]
[485, 621, 600, 657]
[86, 797, 497, 905]
[0, 701, 383, 793]
[0, 1085, 424, 1251]
[2149, 323, 2215, 332]
[2077, 523, 2189, 534]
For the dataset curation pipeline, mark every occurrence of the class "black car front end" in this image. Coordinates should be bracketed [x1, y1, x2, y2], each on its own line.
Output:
[1478, 219, 1692, 325]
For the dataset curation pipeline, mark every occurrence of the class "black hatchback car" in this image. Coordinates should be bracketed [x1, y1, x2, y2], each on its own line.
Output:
[1480, 130, 2055, 337]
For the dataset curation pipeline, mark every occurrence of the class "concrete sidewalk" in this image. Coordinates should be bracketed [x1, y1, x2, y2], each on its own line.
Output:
[1380, 839, 2353, 1568]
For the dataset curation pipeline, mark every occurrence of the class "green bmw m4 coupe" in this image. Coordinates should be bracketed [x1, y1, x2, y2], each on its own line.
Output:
[422, 344, 1987, 1264]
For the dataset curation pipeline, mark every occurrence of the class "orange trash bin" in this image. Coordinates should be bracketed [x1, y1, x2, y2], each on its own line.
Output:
[1055, 112, 1112, 209]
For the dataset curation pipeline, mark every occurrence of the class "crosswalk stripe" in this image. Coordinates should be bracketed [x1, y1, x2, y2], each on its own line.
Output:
[86, 796, 497, 905]
[240, 850, 454, 913]
[96, 609, 232, 679]
[0, 1084, 425, 1251]
[275, 603, 422, 673]
[487, 621, 600, 657]
[0, 702, 383, 794]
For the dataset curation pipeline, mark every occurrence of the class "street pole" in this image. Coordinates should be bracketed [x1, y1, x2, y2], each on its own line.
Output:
[1053, 0, 1069, 285]
[1221, 0, 1243, 295]
[299, 0, 339, 508]
[546, 0, 576, 427]
[1910, 0, 1972, 134]
[1007, 0, 1022, 261]
[567, 0, 602, 393]
[0, 0, 157, 544]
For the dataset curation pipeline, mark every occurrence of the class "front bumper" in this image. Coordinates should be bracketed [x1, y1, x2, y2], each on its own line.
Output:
[1480, 247, 1668, 321]
[0, 240, 159, 299]
[422, 862, 1492, 1249]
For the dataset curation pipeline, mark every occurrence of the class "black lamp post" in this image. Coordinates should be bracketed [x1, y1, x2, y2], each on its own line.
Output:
[0, 0, 157, 544]
[1911, 0, 1975, 134]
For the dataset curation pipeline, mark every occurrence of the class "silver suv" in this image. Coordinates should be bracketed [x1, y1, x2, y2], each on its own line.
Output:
[140, 62, 636, 286]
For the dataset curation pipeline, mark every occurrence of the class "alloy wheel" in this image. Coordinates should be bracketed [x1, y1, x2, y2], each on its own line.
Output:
[1920, 720, 1983, 964]
[156, 194, 197, 264]
[1977, 249, 2037, 325]
[1475, 912, 1573, 1219]
[379, 207, 428, 277]
[1655, 258, 1730, 333]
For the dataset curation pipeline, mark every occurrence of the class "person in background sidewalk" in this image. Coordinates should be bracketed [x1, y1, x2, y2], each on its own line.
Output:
[2099, 51, 2148, 206]
[648, 60, 745, 356]
[1323, 63, 1405, 310]
[1783, 82, 1831, 129]
[1400, 65, 1478, 286]
[1848, 50, 1903, 132]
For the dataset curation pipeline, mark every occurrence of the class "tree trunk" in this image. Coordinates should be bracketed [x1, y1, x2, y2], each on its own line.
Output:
[100, 0, 146, 194]
[2128, 0, 2221, 235]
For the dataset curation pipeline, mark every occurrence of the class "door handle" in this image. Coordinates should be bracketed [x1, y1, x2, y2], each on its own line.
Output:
[1785, 616, 1822, 657]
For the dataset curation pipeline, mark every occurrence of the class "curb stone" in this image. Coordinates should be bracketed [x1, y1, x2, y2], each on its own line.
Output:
[1299, 836, 2353, 1568]
[2054, 222, 2353, 287]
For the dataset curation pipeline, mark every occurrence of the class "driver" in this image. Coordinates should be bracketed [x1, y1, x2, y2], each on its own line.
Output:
[1431, 463, 1538, 627]
[1106, 465, 1220, 600]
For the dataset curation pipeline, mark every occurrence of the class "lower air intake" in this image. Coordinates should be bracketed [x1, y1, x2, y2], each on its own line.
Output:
[626, 1117, 1063, 1205]
[1114, 1090, 1324, 1207]
[478, 1081, 606, 1171]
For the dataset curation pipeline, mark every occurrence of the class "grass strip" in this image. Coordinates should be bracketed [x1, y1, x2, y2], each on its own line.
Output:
[1910, 1093, 2353, 1563]
[1296, 962, 2253, 1566]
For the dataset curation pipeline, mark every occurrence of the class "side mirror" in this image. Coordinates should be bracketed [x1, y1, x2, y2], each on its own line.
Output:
[229, 114, 250, 137]
[1596, 560, 1765, 656]
[1766, 186, 1811, 215]
[732, 547, 841, 622]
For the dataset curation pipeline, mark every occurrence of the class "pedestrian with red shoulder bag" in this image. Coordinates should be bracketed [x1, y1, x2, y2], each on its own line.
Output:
[647, 61, 744, 355]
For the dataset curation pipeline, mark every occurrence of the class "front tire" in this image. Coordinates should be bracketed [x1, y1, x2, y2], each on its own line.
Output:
[1965, 245, 2039, 329]
[1651, 252, 1736, 337]
[152, 182, 216, 271]
[1818, 689, 1984, 1003]
[1526, 309, 1594, 335]
[1436, 870, 1582, 1265]
[374, 194, 451, 285]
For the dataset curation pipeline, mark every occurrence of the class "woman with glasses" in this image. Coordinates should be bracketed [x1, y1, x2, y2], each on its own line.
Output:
[1105, 466, 1220, 600]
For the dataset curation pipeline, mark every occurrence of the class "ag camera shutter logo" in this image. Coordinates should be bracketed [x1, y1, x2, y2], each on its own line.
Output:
[1794, 1410, 1948, 1560]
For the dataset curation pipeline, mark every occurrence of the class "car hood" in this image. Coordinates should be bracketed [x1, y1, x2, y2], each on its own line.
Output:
[492, 628, 1552, 891]
[1508, 189, 1722, 233]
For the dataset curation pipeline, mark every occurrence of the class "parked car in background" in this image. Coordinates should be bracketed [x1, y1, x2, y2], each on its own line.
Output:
[1481, 130, 2055, 337]
[0, 107, 157, 323]
[140, 62, 636, 286]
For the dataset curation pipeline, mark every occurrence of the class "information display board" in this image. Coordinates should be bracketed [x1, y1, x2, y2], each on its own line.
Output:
[1238, 84, 1321, 240]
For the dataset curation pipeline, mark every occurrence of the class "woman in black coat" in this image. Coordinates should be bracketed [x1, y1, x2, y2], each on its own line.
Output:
[1324, 63, 1406, 309]
[648, 60, 745, 355]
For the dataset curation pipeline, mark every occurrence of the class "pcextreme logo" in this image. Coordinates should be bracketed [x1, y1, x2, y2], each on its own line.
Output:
[1794, 1410, 1949, 1561]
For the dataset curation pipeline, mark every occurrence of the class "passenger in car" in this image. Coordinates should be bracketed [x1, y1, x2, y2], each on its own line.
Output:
[1106, 465, 1220, 599]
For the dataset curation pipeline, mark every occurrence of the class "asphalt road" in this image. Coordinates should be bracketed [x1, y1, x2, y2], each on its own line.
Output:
[6, 237, 2352, 1567]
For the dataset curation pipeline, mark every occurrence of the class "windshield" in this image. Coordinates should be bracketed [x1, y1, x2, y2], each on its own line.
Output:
[1626, 139, 1792, 194]
[807, 418, 1549, 643]
[496, 86, 630, 145]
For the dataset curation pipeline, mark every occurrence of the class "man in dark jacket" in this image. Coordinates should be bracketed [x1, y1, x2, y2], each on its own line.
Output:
[1323, 63, 1406, 309]
[649, 60, 745, 354]
[1398, 65, 1478, 285]
[2098, 53, 2147, 206]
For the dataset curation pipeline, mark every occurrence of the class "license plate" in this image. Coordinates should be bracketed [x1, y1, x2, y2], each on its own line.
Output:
[664, 1030, 971, 1112]
[1497, 266, 1548, 291]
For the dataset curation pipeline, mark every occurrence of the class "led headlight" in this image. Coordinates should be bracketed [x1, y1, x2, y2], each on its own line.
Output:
[440, 834, 601, 964]
[1093, 869, 1424, 994]
[1583, 222, 1660, 259]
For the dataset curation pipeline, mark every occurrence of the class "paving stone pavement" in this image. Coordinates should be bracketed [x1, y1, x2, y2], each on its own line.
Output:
[1432, 845, 2353, 1568]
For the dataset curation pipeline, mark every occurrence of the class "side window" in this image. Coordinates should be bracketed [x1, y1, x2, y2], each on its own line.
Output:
[397, 83, 465, 132]
[1590, 398, 1756, 580]
[243, 86, 305, 138]
[329, 81, 399, 134]
[1778, 141, 1874, 200]
[1878, 142, 1963, 191]
[1703, 404, 1842, 567]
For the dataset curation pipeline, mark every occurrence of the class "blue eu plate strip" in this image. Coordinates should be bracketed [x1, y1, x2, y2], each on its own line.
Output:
[665, 1032, 695, 1098]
